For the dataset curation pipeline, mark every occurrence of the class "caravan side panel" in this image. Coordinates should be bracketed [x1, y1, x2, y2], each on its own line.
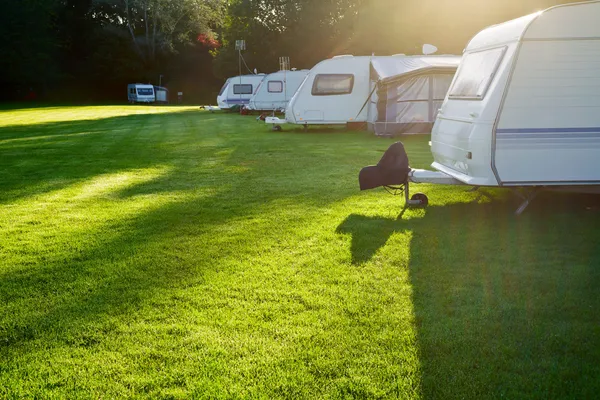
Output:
[218, 75, 265, 109]
[495, 39, 600, 185]
[248, 70, 308, 111]
[285, 57, 372, 125]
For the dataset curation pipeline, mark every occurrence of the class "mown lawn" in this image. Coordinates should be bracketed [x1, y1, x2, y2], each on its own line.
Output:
[0, 105, 599, 399]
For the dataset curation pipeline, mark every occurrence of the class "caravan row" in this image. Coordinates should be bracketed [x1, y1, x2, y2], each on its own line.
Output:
[217, 54, 461, 136]
[216, 70, 310, 112]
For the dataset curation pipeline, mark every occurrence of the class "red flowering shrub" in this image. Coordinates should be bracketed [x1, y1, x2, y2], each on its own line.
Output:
[197, 34, 220, 49]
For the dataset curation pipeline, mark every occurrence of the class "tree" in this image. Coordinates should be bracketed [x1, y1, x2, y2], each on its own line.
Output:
[0, 0, 63, 98]
[212, 0, 363, 78]
[91, 0, 224, 66]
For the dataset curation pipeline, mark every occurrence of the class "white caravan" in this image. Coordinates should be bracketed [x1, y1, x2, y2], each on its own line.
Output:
[368, 56, 461, 136]
[266, 54, 459, 131]
[247, 69, 310, 111]
[127, 84, 155, 103]
[217, 74, 266, 109]
[359, 1, 600, 214]
[267, 55, 375, 128]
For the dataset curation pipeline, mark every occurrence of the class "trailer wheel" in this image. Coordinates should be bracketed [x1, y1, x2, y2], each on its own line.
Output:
[410, 193, 428, 207]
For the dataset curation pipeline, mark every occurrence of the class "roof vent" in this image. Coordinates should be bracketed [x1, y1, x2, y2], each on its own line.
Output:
[423, 44, 438, 55]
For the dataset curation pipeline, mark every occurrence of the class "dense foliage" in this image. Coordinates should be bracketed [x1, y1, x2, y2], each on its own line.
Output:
[0, 0, 578, 102]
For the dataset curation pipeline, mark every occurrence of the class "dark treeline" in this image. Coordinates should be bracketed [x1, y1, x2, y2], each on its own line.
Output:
[0, 0, 576, 104]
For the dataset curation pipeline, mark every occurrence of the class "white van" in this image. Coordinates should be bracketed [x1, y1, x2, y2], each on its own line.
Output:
[127, 84, 155, 103]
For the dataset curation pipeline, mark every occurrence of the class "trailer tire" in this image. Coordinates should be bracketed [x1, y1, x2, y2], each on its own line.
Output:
[411, 193, 428, 207]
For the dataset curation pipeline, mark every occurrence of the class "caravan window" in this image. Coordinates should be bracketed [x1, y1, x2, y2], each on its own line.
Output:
[137, 88, 154, 96]
[449, 47, 506, 100]
[312, 74, 354, 96]
[267, 81, 283, 93]
[233, 84, 253, 95]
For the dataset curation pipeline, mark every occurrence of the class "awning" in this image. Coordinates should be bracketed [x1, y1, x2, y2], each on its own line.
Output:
[371, 55, 461, 84]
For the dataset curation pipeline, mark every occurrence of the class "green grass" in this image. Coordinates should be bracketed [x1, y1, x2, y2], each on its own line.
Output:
[0, 105, 599, 399]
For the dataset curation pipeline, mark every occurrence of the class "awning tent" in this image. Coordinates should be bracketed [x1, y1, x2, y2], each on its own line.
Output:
[369, 56, 461, 136]
[153, 85, 169, 103]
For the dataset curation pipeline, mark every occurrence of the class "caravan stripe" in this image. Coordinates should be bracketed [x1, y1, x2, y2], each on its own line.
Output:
[497, 127, 600, 134]
[225, 99, 250, 103]
[497, 127, 600, 140]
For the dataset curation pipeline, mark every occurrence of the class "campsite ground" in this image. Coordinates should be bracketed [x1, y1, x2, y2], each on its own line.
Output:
[1, 105, 599, 398]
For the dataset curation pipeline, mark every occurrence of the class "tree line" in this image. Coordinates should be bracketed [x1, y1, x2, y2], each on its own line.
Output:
[0, 0, 575, 103]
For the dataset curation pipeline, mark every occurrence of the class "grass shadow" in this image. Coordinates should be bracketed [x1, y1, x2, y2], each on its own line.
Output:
[410, 191, 600, 398]
[0, 109, 375, 360]
[336, 214, 409, 265]
[337, 189, 600, 397]
[0, 109, 229, 204]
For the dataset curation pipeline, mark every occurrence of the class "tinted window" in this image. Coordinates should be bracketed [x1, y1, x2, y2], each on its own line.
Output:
[449, 47, 505, 100]
[311, 74, 354, 96]
[233, 84, 253, 95]
[137, 88, 154, 96]
[267, 81, 283, 93]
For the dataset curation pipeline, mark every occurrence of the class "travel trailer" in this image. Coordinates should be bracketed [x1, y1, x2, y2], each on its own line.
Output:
[267, 55, 373, 128]
[247, 69, 310, 111]
[359, 1, 600, 214]
[127, 84, 155, 103]
[367, 56, 460, 136]
[217, 74, 266, 109]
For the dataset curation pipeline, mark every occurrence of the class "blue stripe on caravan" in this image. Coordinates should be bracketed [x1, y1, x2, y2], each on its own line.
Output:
[225, 98, 250, 103]
[497, 127, 600, 140]
[497, 127, 600, 134]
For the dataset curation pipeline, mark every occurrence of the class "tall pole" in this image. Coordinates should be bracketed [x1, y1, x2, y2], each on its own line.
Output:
[236, 40, 245, 115]
[239, 47, 242, 115]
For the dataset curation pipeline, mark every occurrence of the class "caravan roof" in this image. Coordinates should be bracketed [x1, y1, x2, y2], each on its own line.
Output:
[466, 1, 600, 52]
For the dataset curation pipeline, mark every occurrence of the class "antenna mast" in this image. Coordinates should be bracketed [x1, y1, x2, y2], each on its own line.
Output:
[279, 56, 290, 104]
[235, 40, 246, 114]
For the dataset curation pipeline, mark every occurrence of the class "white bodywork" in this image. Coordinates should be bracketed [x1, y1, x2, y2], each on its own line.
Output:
[127, 84, 155, 103]
[248, 70, 309, 111]
[430, 1, 600, 190]
[284, 56, 373, 125]
[217, 74, 266, 109]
